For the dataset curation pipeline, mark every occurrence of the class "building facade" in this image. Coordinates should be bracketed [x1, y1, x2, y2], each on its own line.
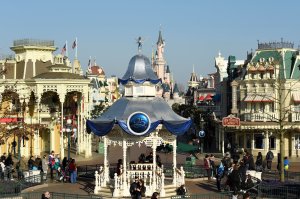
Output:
[225, 41, 300, 157]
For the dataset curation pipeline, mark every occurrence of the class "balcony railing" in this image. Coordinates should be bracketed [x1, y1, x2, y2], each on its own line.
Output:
[291, 113, 300, 122]
[243, 112, 278, 122]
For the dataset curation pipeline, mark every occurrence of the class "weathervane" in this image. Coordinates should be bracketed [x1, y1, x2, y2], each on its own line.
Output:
[136, 36, 144, 53]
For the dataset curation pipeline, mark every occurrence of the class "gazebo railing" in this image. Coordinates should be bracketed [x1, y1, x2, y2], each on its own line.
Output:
[94, 166, 105, 194]
[175, 166, 185, 187]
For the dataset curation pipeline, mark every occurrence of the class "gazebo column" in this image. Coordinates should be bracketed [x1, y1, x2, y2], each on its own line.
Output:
[172, 138, 177, 185]
[122, 139, 128, 194]
[152, 133, 157, 192]
[103, 136, 109, 183]
[59, 94, 65, 158]
[34, 99, 40, 156]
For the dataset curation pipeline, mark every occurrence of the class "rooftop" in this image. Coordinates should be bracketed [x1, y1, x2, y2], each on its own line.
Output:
[13, 39, 55, 47]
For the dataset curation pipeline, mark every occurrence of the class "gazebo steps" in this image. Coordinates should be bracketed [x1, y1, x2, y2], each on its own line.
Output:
[164, 184, 177, 197]
[96, 186, 113, 197]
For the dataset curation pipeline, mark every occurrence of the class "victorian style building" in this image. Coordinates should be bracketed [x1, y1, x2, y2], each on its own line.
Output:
[219, 41, 300, 157]
[0, 39, 118, 159]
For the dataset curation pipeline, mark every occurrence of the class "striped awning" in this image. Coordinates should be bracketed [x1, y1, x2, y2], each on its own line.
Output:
[244, 93, 273, 102]
[293, 92, 300, 102]
[198, 96, 205, 101]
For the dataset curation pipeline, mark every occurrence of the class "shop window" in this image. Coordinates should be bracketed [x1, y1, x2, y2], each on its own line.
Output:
[238, 135, 244, 148]
[251, 103, 256, 112]
[254, 134, 264, 149]
[246, 134, 251, 148]
[269, 103, 274, 112]
[259, 102, 264, 112]
[269, 136, 276, 149]
[295, 134, 300, 149]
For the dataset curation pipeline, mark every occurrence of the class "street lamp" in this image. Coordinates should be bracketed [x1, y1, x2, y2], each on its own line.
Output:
[198, 114, 205, 154]
[62, 118, 77, 160]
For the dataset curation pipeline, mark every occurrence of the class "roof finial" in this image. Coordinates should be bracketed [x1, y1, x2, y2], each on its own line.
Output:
[218, 50, 221, 57]
[136, 36, 144, 53]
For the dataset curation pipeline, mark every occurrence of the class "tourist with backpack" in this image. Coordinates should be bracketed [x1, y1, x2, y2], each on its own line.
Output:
[266, 150, 274, 170]
[216, 162, 224, 191]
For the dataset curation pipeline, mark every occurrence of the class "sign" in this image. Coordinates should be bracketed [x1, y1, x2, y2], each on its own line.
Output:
[222, 116, 240, 127]
[127, 112, 151, 136]
[198, 130, 205, 138]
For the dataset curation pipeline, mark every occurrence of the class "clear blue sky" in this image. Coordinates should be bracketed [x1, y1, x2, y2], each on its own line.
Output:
[1, 0, 300, 87]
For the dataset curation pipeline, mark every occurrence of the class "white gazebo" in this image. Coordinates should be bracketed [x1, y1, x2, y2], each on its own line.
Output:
[87, 53, 191, 197]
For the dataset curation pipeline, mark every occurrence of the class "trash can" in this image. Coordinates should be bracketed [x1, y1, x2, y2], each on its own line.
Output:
[98, 142, 104, 154]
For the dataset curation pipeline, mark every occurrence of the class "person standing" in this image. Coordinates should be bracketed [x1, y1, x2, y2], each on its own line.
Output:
[69, 159, 77, 183]
[284, 156, 289, 176]
[204, 154, 211, 181]
[255, 152, 263, 171]
[48, 151, 55, 180]
[130, 177, 139, 199]
[266, 150, 274, 170]
[209, 154, 216, 177]
[4, 154, 14, 180]
[42, 155, 49, 181]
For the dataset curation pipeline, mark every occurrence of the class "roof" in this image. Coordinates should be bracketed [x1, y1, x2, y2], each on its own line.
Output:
[33, 72, 85, 79]
[93, 97, 189, 122]
[162, 83, 170, 92]
[157, 30, 164, 45]
[166, 65, 171, 73]
[89, 65, 105, 76]
[121, 54, 159, 81]
[173, 83, 179, 93]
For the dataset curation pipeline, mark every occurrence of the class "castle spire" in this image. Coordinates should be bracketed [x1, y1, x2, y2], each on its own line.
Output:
[157, 30, 164, 45]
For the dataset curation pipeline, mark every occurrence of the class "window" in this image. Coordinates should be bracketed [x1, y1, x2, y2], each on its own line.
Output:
[295, 134, 300, 150]
[251, 74, 255, 79]
[254, 134, 264, 149]
[238, 135, 244, 148]
[259, 102, 264, 112]
[251, 103, 256, 112]
[269, 103, 274, 112]
[294, 104, 300, 112]
[246, 134, 251, 148]
[260, 73, 264, 79]
[269, 136, 276, 150]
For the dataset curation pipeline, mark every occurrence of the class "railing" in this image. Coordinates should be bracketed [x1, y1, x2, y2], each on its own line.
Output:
[94, 166, 105, 194]
[175, 166, 185, 187]
[243, 112, 278, 121]
[262, 170, 300, 183]
[257, 181, 300, 198]
[0, 191, 103, 199]
[13, 39, 55, 47]
[291, 112, 300, 122]
[171, 193, 231, 199]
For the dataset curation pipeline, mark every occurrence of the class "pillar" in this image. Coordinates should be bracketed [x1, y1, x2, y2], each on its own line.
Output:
[231, 81, 238, 114]
[221, 128, 225, 156]
[122, 139, 128, 191]
[152, 132, 157, 191]
[265, 131, 269, 155]
[36, 99, 41, 155]
[251, 133, 255, 151]
[33, 60, 36, 77]
[172, 138, 177, 185]
[103, 136, 109, 183]
[59, 94, 65, 158]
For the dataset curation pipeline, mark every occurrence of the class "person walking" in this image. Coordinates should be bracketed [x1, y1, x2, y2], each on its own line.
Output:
[284, 156, 289, 177]
[130, 177, 139, 199]
[266, 150, 274, 170]
[4, 153, 14, 180]
[69, 159, 77, 183]
[204, 154, 211, 181]
[48, 151, 55, 180]
[42, 155, 48, 181]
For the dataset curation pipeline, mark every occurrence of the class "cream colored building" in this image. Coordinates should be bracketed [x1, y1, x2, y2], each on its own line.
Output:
[0, 39, 92, 158]
[227, 41, 300, 157]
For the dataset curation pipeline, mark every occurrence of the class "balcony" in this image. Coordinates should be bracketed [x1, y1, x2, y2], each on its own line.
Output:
[291, 113, 300, 122]
[243, 112, 278, 122]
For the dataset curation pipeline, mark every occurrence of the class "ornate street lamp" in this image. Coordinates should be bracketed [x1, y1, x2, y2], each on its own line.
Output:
[62, 118, 77, 160]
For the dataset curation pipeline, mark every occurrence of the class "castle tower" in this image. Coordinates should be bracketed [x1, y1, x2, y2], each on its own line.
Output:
[188, 65, 199, 88]
[153, 30, 166, 81]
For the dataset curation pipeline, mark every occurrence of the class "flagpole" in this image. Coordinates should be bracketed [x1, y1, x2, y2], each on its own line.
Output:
[66, 40, 68, 57]
[75, 37, 78, 59]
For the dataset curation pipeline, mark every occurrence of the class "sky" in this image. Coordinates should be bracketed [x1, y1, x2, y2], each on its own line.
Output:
[1, 0, 300, 87]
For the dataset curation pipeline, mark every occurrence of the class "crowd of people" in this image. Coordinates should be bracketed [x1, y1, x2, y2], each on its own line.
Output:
[0, 151, 77, 184]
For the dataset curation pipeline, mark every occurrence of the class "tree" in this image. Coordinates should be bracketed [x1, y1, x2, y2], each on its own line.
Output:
[90, 102, 109, 119]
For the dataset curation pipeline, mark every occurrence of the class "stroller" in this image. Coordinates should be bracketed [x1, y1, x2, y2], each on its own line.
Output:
[57, 163, 70, 182]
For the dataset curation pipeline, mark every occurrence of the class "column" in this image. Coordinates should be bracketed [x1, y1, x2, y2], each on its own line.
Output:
[251, 133, 255, 151]
[122, 139, 128, 192]
[33, 60, 36, 77]
[35, 99, 41, 155]
[265, 131, 269, 155]
[231, 81, 238, 114]
[172, 138, 177, 185]
[60, 94, 65, 158]
[77, 100, 81, 154]
[152, 133, 157, 192]
[221, 128, 225, 156]
[103, 137, 109, 182]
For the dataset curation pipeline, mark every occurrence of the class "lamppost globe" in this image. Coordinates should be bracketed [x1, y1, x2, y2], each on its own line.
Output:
[62, 128, 66, 132]
[66, 127, 71, 133]
[73, 128, 77, 133]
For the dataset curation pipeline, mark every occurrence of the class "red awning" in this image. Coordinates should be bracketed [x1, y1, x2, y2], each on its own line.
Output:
[205, 94, 212, 100]
[198, 96, 205, 101]
[0, 118, 18, 123]
[293, 92, 300, 103]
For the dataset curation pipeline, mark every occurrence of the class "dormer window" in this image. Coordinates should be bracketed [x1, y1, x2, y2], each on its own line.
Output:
[260, 73, 264, 79]
[251, 73, 255, 79]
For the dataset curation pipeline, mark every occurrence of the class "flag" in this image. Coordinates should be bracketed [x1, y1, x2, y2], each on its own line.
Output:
[72, 40, 76, 49]
[88, 58, 91, 67]
[61, 44, 66, 55]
